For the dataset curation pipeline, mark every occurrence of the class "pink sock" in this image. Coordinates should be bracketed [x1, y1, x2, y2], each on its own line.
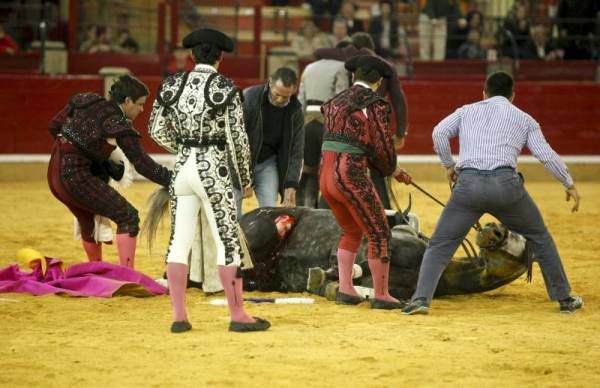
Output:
[167, 263, 189, 322]
[337, 248, 359, 296]
[218, 265, 255, 323]
[82, 240, 102, 262]
[116, 233, 136, 268]
[368, 259, 398, 303]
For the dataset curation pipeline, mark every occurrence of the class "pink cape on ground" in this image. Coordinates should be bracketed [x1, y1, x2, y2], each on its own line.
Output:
[0, 257, 167, 297]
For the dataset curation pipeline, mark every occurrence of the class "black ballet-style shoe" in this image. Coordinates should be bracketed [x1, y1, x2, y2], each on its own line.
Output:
[369, 298, 407, 310]
[171, 321, 192, 333]
[335, 291, 365, 305]
[229, 317, 271, 333]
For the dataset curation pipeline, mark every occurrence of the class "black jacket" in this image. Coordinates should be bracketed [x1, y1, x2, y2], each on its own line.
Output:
[241, 83, 304, 197]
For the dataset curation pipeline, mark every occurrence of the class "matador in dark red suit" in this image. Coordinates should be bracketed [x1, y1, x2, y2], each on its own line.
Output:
[319, 55, 411, 309]
[47, 75, 171, 268]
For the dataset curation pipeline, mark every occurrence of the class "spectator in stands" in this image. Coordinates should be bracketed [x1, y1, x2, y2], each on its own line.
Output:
[556, 0, 599, 60]
[291, 20, 334, 60]
[117, 29, 140, 54]
[0, 22, 18, 55]
[307, 0, 343, 30]
[419, 0, 462, 60]
[339, 0, 364, 35]
[234, 67, 304, 216]
[88, 25, 115, 53]
[331, 16, 351, 46]
[164, 45, 194, 77]
[521, 24, 563, 60]
[79, 24, 98, 53]
[499, 3, 531, 59]
[446, 9, 482, 59]
[457, 29, 486, 60]
[368, 0, 407, 59]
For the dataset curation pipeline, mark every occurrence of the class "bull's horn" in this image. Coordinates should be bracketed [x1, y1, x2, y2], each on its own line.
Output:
[402, 193, 412, 220]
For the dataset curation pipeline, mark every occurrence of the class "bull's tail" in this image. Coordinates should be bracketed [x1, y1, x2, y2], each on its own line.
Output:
[141, 187, 170, 253]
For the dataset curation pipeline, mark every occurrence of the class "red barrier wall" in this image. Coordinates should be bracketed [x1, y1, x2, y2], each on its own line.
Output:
[1, 74, 599, 155]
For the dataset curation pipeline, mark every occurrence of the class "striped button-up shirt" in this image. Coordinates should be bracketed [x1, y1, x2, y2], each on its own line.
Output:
[432, 95, 573, 188]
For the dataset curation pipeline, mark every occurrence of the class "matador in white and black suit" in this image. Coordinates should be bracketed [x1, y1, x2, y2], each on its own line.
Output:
[149, 28, 271, 333]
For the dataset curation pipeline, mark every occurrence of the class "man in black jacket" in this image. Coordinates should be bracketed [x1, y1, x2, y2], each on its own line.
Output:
[235, 67, 305, 215]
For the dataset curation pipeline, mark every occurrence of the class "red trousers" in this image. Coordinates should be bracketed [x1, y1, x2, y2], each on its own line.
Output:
[319, 151, 390, 262]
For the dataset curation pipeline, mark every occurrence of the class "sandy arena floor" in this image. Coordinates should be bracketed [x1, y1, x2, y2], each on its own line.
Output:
[0, 174, 599, 387]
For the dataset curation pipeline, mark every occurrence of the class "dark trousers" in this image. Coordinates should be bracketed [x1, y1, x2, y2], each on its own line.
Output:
[413, 168, 571, 302]
[297, 172, 319, 208]
[47, 141, 140, 240]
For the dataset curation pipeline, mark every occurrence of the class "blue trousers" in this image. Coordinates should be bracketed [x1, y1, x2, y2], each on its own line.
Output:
[235, 155, 279, 217]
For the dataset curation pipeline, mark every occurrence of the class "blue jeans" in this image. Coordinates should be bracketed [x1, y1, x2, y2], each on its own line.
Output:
[235, 155, 279, 217]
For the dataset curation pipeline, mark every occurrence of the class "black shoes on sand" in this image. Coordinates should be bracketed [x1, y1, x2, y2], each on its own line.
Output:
[229, 317, 271, 332]
[170, 321, 192, 333]
[401, 298, 430, 315]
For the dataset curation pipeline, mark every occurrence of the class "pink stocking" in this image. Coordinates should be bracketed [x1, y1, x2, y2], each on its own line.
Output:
[337, 248, 359, 296]
[116, 233, 136, 268]
[368, 259, 399, 303]
[82, 240, 102, 262]
[167, 263, 189, 322]
[218, 265, 255, 323]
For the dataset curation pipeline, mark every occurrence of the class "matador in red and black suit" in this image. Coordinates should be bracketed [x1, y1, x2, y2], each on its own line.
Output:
[47, 75, 171, 268]
[319, 55, 411, 310]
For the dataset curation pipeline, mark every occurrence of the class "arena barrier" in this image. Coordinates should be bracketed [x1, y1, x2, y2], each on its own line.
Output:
[1, 74, 599, 156]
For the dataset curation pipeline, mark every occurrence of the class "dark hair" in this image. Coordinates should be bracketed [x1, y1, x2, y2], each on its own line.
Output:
[95, 25, 107, 39]
[484, 71, 514, 98]
[191, 42, 222, 65]
[351, 32, 375, 51]
[108, 74, 149, 103]
[336, 40, 352, 49]
[270, 67, 297, 87]
[354, 67, 382, 84]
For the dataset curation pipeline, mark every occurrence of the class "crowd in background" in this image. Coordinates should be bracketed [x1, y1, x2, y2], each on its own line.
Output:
[1, 0, 599, 63]
[297, 0, 600, 61]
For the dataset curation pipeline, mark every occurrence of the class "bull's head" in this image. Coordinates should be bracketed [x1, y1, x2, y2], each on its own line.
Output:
[476, 222, 509, 249]
[476, 221, 529, 267]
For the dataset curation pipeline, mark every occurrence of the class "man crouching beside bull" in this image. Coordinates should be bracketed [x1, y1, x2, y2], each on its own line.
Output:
[320, 55, 412, 309]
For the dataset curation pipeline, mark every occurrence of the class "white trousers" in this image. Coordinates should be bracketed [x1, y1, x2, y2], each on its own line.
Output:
[166, 149, 235, 268]
[418, 14, 447, 61]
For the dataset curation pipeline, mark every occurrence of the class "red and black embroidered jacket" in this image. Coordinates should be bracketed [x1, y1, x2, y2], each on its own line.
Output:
[49, 93, 171, 187]
[321, 85, 396, 176]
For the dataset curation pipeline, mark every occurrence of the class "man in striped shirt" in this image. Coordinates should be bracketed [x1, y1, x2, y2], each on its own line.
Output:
[402, 71, 582, 315]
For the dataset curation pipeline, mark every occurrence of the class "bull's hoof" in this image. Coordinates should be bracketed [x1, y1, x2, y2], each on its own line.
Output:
[335, 291, 365, 305]
[559, 295, 583, 314]
[324, 282, 339, 301]
[171, 321, 192, 333]
[229, 317, 271, 332]
[369, 298, 406, 310]
[307, 267, 326, 290]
